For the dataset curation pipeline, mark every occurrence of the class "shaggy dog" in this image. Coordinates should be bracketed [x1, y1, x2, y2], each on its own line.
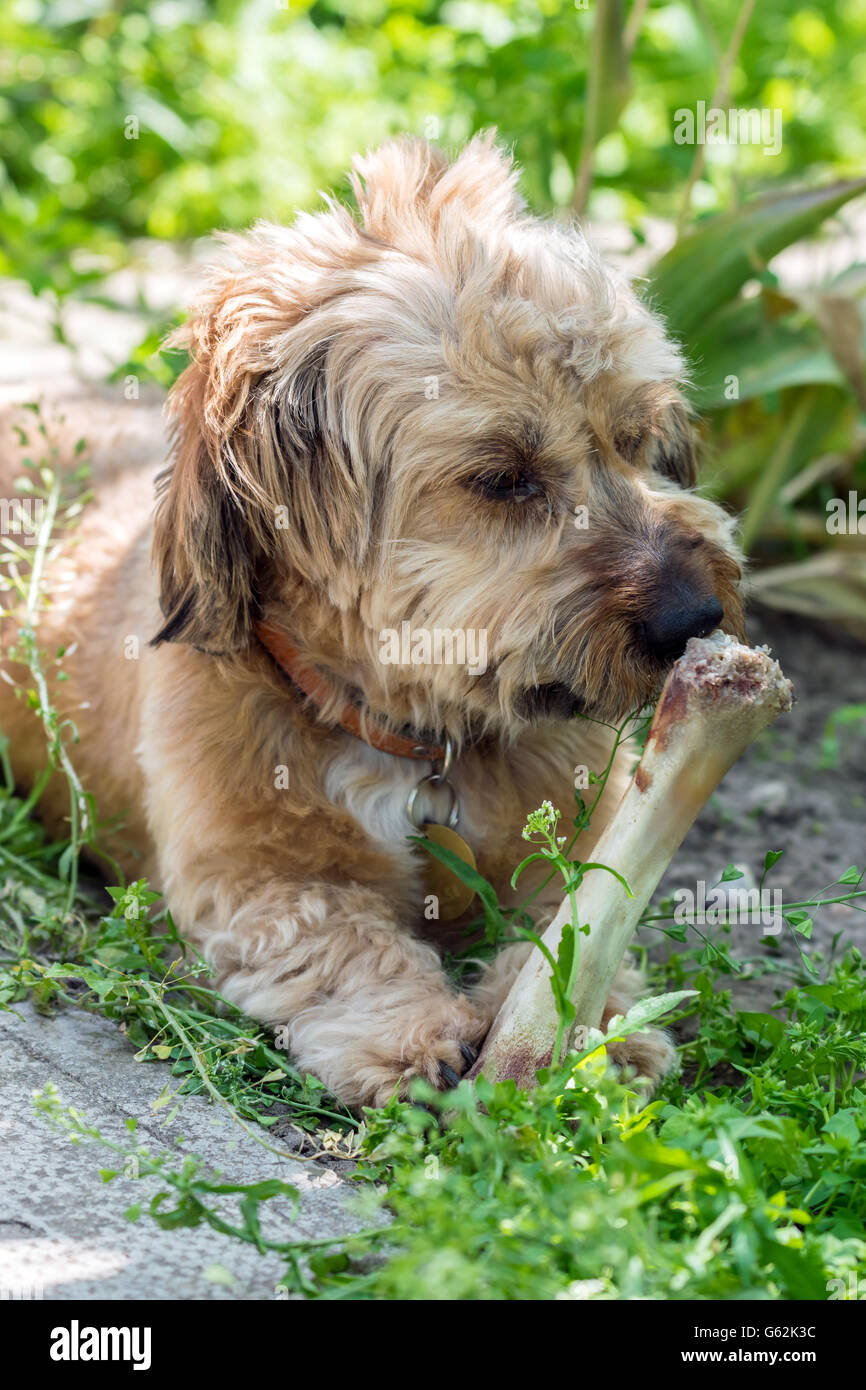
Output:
[0, 135, 744, 1108]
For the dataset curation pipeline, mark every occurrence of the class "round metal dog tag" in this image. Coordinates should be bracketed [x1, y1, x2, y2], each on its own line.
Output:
[421, 822, 477, 921]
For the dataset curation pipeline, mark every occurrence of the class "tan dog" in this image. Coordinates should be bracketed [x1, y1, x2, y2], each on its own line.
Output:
[0, 136, 744, 1107]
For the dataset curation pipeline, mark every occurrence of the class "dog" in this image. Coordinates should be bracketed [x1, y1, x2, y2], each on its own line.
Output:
[0, 135, 745, 1108]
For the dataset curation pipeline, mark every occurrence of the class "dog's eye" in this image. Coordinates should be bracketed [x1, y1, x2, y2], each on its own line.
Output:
[473, 470, 541, 502]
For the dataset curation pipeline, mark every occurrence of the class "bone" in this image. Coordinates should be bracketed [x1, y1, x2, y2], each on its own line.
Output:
[471, 632, 794, 1089]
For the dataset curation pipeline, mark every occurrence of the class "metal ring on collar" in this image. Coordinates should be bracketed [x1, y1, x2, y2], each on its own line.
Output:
[411, 734, 454, 781]
[437, 734, 455, 780]
[406, 774, 460, 830]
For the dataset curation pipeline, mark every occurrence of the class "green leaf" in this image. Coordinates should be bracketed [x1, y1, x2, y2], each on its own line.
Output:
[554, 923, 575, 1011]
[206, 1178, 298, 1201]
[662, 923, 688, 943]
[240, 1193, 265, 1251]
[688, 293, 849, 409]
[150, 1199, 203, 1231]
[510, 852, 552, 889]
[57, 843, 77, 883]
[603, 990, 697, 1039]
[563, 861, 633, 897]
[740, 385, 844, 551]
[784, 909, 814, 938]
[649, 179, 866, 341]
[310, 1251, 350, 1277]
[737, 1011, 784, 1047]
[822, 1110, 860, 1149]
[720, 864, 745, 883]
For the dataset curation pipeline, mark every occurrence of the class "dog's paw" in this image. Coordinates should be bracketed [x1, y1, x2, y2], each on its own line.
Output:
[363, 999, 488, 1109]
[599, 963, 678, 1088]
[438, 1043, 478, 1091]
[604, 1026, 677, 1087]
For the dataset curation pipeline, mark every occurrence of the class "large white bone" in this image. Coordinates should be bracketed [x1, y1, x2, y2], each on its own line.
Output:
[472, 632, 794, 1089]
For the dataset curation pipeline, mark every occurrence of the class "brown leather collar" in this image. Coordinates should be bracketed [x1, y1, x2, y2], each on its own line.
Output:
[255, 619, 446, 762]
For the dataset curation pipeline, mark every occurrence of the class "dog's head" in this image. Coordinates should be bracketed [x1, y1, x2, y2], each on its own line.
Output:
[153, 134, 744, 732]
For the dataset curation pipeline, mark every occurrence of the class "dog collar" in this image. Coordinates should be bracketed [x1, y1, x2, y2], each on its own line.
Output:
[254, 619, 446, 762]
[255, 619, 477, 917]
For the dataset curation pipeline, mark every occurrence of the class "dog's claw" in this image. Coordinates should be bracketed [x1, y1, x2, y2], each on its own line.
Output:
[438, 1062, 462, 1089]
[459, 1042, 477, 1067]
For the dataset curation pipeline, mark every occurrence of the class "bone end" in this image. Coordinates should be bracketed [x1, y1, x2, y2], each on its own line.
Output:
[648, 630, 794, 754]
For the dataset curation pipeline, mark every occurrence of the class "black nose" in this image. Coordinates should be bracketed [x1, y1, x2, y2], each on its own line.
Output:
[642, 596, 724, 662]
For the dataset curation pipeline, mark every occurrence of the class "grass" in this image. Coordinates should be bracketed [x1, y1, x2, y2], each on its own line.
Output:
[17, 880, 866, 1299]
[3, 409, 866, 1301]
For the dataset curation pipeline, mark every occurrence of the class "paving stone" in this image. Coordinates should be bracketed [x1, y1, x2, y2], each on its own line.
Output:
[0, 1000, 368, 1301]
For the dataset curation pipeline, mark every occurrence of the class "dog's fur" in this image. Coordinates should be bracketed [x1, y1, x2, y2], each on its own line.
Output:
[0, 136, 745, 1107]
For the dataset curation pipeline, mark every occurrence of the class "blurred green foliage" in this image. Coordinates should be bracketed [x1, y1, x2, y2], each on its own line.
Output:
[3, 0, 866, 276]
[1, 0, 865, 615]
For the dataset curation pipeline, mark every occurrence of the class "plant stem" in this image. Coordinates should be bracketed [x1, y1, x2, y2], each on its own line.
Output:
[676, 0, 758, 233]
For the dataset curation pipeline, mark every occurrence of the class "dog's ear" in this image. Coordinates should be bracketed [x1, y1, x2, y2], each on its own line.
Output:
[151, 358, 266, 651]
[351, 130, 524, 244]
[151, 221, 370, 652]
[650, 403, 699, 489]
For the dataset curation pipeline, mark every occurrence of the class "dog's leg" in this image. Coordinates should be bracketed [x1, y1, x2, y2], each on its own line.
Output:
[471, 942, 675, 1085]
[172, 873, 490, 1109]
[135, 646, 494, 1109]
